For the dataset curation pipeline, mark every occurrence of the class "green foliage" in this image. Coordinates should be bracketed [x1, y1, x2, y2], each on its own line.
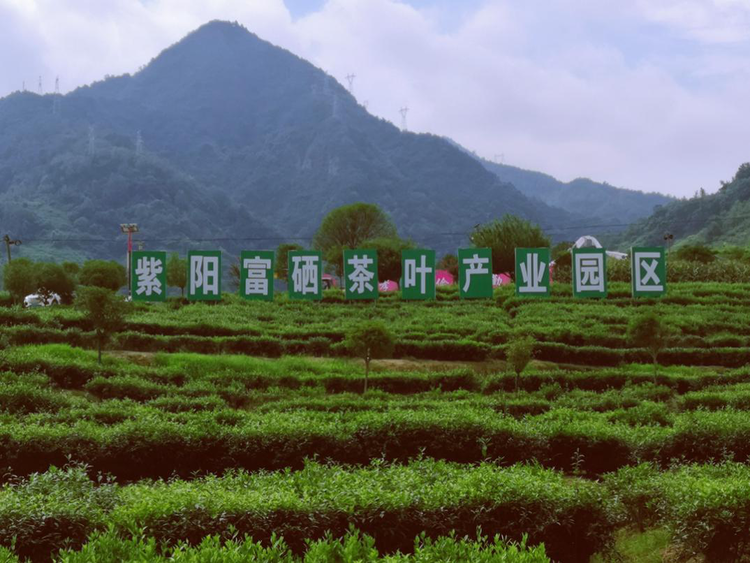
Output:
[35, 262, 77, 304]
[78, 260, 125, 292]
[345, 321, 395, 391]
[360, 237, 415, 282]
[627, 310, 671, 368]
[275, 244, 303, 280]
[313, 203, 397, 252]
[507, 336, 534, 376]
[0, 460, 607, 561]
[62, 262, 81, 278]
[437, 253, 459, 277]
[674, 244, 716, 263]
[166, 253, 187, 295]
[54, 528, 549, 562]
[75, 287, 128, 363]
[471, 215, 551, 274]
[2, 259, 38, 304]
[314, 203, 397, 276]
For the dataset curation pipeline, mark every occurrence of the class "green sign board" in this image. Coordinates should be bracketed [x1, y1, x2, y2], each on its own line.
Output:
[187, 250, 222, 301]
[458, 248, 492, 299]
[631, 247, 666, 297]
[131, 251, 167, 302]
[344, 249, 378, 300]
[515, 248, 550, 297]
[240, 250, 274, 301]
[288, 251, 322, 300]
[401, 249, 435, 300]
[572, 247, 607, 298]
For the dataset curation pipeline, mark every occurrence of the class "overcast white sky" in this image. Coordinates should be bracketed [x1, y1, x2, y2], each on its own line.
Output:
[1, 0, 749, 197]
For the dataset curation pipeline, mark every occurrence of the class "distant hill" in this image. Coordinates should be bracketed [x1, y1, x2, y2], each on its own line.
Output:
[613, 163, 750, 249]
[447, 143, 673, 226]
[1, 20, 603, 262]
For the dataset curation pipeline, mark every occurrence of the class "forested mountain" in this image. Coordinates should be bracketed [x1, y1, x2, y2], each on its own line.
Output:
[2, 20, 601, 261]
[473, 155, 672, 225]
[614, 163, 750, 249]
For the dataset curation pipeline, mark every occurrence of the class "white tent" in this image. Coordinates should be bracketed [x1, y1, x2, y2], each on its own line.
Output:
[571, 235, 627, 260]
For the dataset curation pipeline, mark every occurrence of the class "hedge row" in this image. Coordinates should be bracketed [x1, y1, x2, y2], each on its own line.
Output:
[7, 407, 750, 478]
[0, 462, 604, 562]
[41, 529, 552, 562]
[606, 462, 750, 561]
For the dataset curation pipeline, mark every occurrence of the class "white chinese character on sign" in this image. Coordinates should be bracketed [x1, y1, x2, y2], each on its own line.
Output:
[518, 253, 547, 293]
[575, 253, 604, 293]
[462, 253, 489, 292]
[190, 255, 219, 295]
[634, 252, 663, 292]
[404, 255, 433, 294]
[291, 255, 319, 294]
[244, 256, 272, 295]
[347, 254, 375, 294]
[135, 257, 163, 296]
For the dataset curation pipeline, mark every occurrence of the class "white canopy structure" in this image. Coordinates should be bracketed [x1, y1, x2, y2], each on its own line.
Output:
[571, 235, 627, 260]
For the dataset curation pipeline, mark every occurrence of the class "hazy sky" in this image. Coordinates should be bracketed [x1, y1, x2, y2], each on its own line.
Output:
[1, 0, 749, 197]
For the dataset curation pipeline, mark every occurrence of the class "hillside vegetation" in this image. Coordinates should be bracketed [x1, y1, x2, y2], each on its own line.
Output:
[615, 163, 750, 248]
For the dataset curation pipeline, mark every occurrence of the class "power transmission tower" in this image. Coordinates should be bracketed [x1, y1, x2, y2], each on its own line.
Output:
[3, 235, 22, 263]
[494, 153, 505, 164]
[37, 76, 43, 95]
[399, 106, 409, 131]
[22, 81, 25, 92]
[345, 73, 356, 94]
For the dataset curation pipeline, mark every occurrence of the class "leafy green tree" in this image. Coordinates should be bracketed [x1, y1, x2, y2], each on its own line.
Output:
[75, 286, 128, 364]
[360, 237, 415, 282]
[35, 263, 76, 304]
[344, 321, 395, 393]
[674, 244, 716, 263]
[167, 253, 187, 296]
[79, 260, 126, 291]
[470, 215, 551, 275]
[313, 203, 397, 256]
[437, 253, 459, 277]
[628, 310, 672, 375]
[506, 335, 534, 390]
[275, 243, 303, 280]
[2, 259, 37, 304]
[551, 241, 573, 268]
[62, 262, 80, 279]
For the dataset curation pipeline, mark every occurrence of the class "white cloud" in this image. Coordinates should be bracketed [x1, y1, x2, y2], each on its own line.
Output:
[0, 0, 748, 197]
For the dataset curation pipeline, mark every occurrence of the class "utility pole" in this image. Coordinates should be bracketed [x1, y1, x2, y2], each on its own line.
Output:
[120, 224, 139, 299]
[664, 233, 674, 257]
[3, 235, 22, 263]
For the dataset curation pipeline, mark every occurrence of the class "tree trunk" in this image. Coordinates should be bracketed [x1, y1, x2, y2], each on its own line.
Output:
[97, 334, 103, 364]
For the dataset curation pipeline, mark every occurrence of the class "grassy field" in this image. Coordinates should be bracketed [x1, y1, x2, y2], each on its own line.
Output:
[1, 282, 749, 561]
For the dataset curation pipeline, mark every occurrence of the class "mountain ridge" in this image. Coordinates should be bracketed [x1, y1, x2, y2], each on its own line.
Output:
[0, 20, 652, 262]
